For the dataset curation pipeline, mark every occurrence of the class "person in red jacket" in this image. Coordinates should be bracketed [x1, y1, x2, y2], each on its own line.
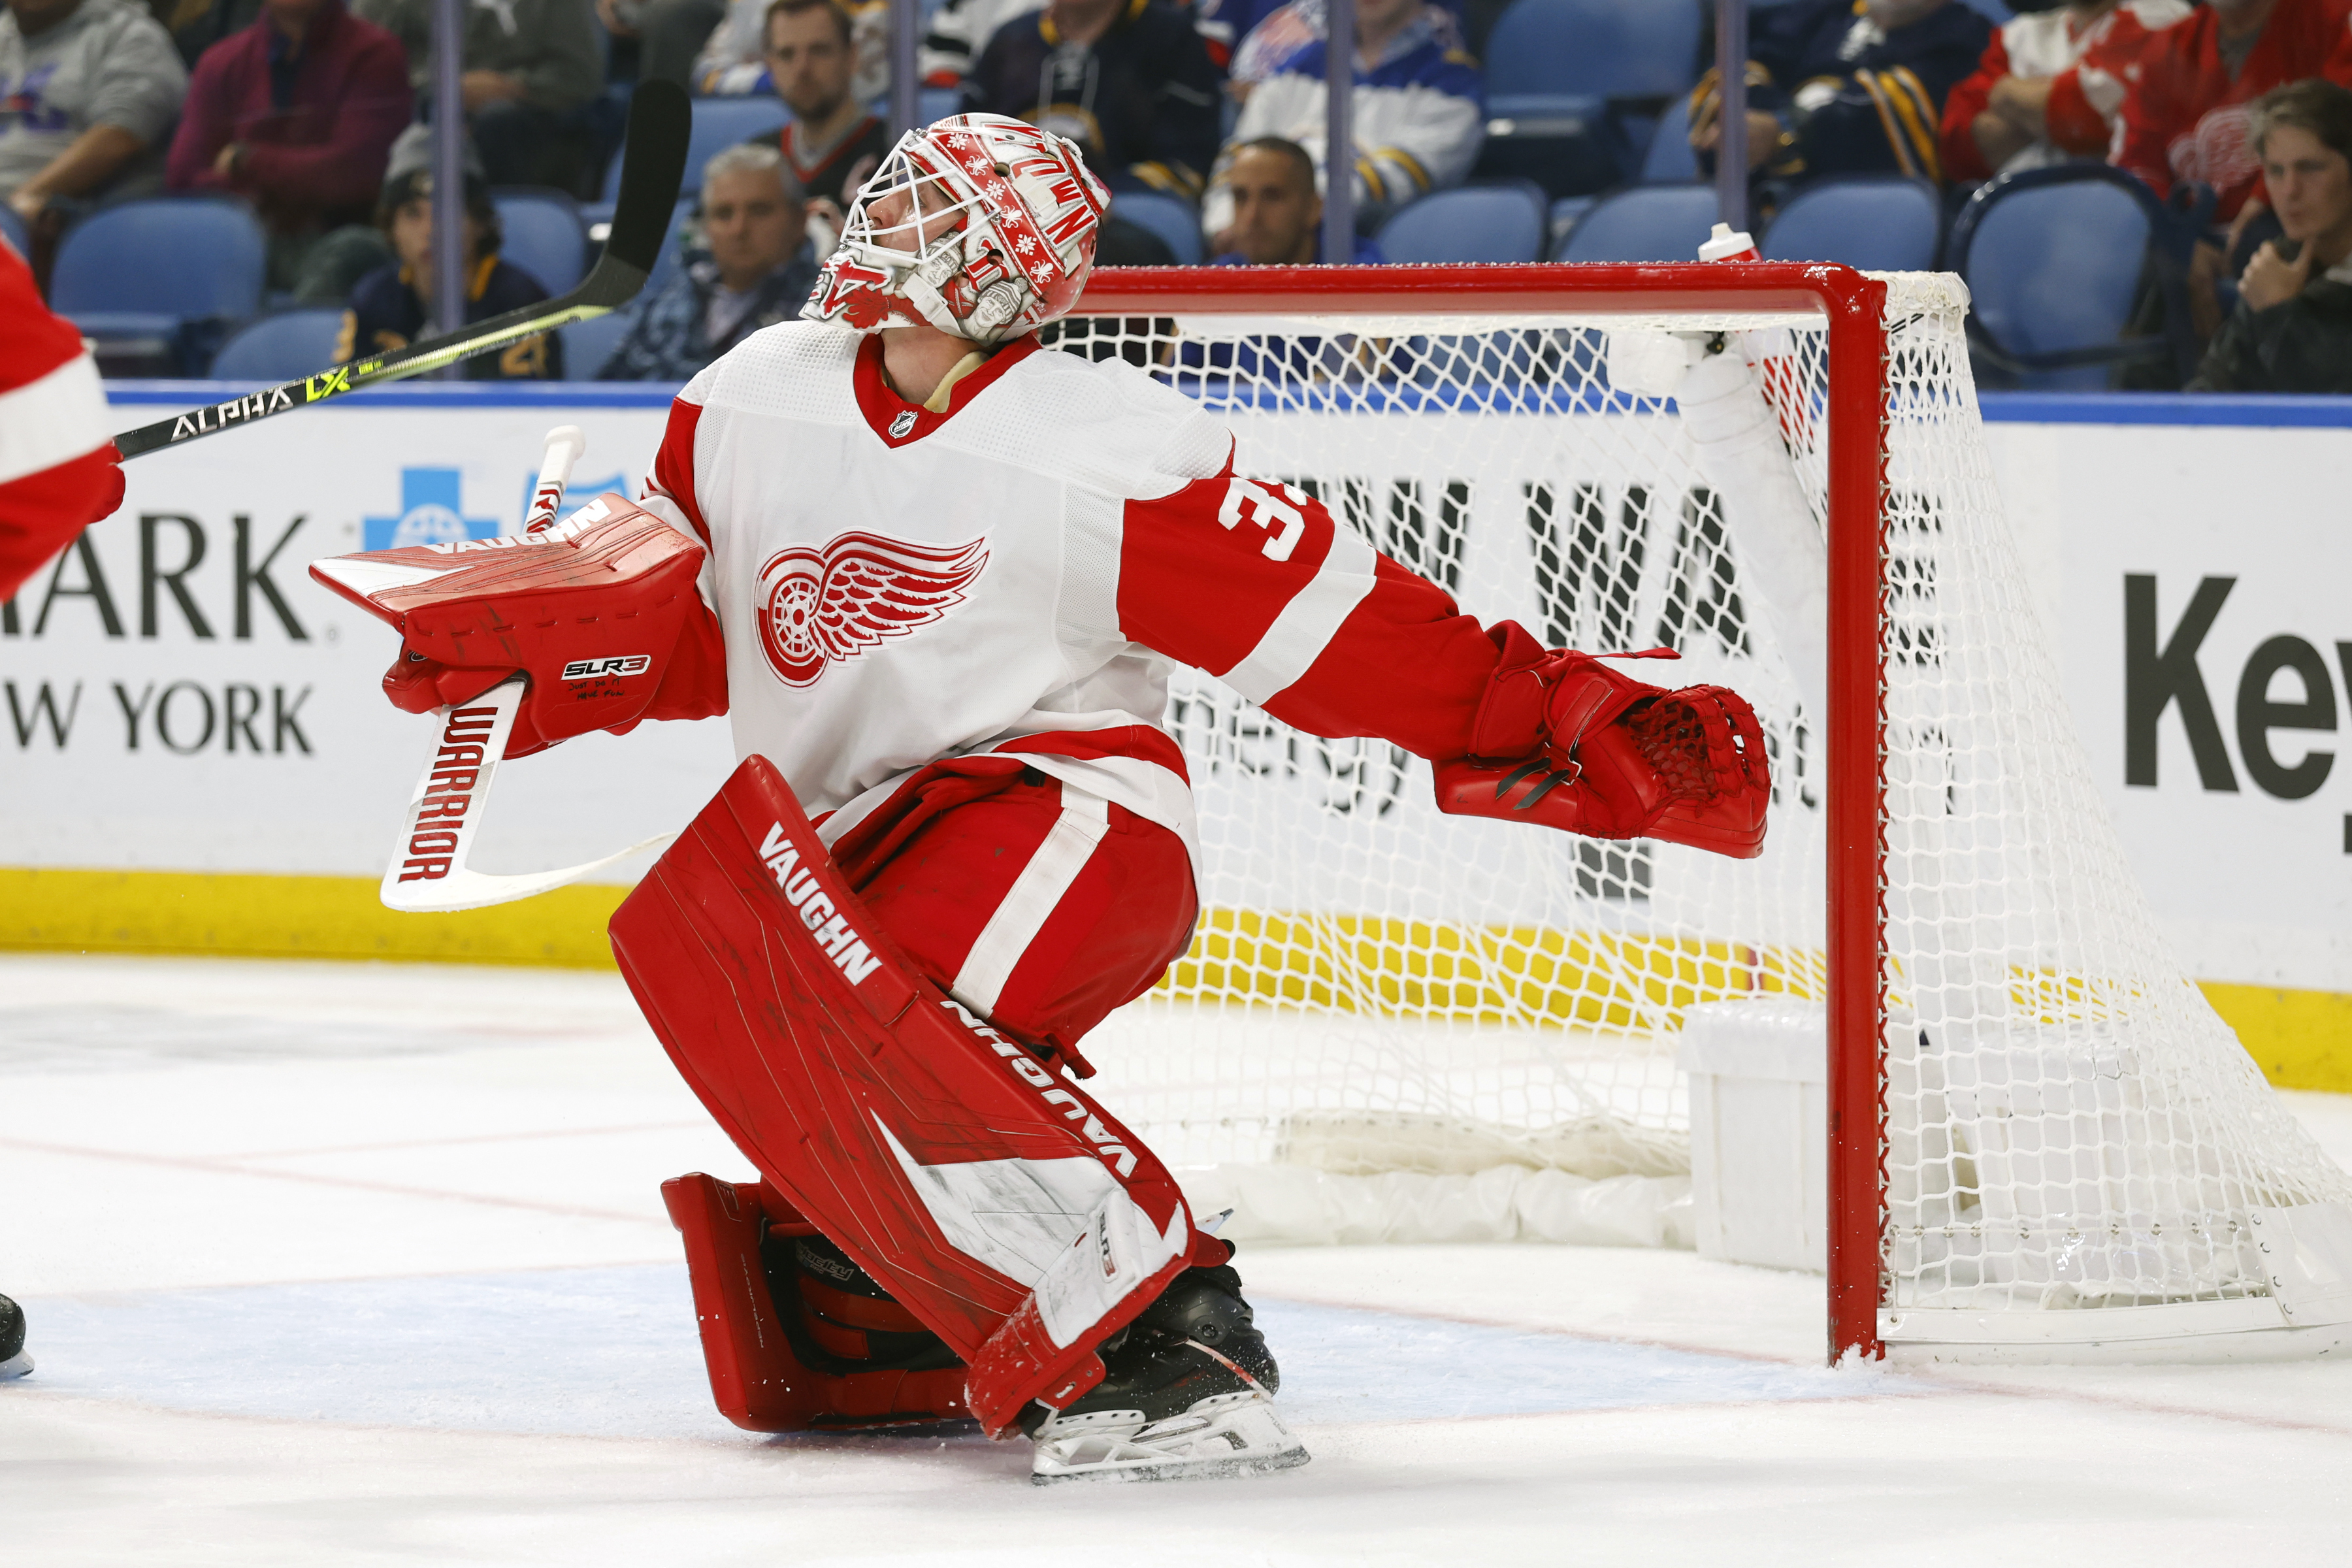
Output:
[2111, 0, 2352, 221]
[1940, 0, 2189, 184]
[164, 0, 413, 301]
[0, 237, 122, 606]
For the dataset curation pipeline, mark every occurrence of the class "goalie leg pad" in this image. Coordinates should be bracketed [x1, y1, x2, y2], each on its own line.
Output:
[661, 1171, 971, 1430]
[612, 756, 1217, 1438]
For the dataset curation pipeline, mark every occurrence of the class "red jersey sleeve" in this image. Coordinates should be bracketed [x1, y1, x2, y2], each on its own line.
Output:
[1114, 466, 1511, 762]
[1938, 31, 2008, 185]
[0, 242, 120, 602]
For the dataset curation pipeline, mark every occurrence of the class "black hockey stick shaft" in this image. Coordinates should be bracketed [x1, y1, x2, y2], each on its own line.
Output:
[114, 80, 691, 461]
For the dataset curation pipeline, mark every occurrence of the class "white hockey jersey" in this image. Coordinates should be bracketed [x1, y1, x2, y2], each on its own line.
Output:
[638, 321, 1512, 872]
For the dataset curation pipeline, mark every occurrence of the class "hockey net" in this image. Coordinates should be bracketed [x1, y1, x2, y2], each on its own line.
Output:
[1051, 264, 2352, 1360]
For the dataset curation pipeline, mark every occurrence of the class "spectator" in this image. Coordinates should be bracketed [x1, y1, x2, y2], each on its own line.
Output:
[336, 165, 564, 376]
[1690, 0, 1989, 185]
[353, 0, 602, 190]
[164, 0, 411, 302]
[1940, 1, 2191, 184]
[0, 0, 188, 237]
[2189, 78, 2352, 391]
[960, 0, 1220, 200]
[694, 0, 883, 101]
[1201, 0, 1479, 243]
[736, 0, 889, 216]
[598, 141, 814, 380]
[919, 0, 1038, 88]
[1210, 135, 1381, 263]
[2113, 0, 2352, 222]
[167, 0, 263, 71]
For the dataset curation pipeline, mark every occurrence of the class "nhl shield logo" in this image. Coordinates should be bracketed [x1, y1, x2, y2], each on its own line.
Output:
[756, 531, 990, 687]
[889, 410, 917, 438]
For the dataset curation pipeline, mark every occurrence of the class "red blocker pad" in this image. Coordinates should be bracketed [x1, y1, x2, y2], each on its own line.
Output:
[661, 1171, 971, 1430]
[611, 756, 1211, 1437]
[307, 495, 725, 758]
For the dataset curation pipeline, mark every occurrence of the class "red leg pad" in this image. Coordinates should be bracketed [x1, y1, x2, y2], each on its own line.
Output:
[613, 757, 1212, 1437]
[661, 1172, 970, 1431]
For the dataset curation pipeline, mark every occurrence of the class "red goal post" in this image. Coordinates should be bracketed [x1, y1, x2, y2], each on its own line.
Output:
[1069, 261, 1894, 1364]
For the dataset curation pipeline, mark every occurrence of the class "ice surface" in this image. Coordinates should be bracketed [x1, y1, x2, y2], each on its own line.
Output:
[5, 954, 2352, 1566]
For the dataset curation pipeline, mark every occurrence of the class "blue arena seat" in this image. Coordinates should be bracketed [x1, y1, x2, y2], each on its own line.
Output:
[1949, 164, 2181, 390]
[1377, 183, 1547, 263]
[646, 196, 699, 297]
[1760, 176, 1942, 271]
[493, 189, 589, 295]
[560, 310, 636, 380]
[1478, 0, 1705, 195]
[1640, 94, 1697, 184]
[50, 197, 267, 374]
[608, 97, 790, 203]
[1109, 191, 1203, 265]
[1553, 183, 1718, 263]
[208, 308, 346, 380]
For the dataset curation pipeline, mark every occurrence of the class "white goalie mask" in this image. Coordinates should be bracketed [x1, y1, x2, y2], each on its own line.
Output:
[804, 114, 1109, 346]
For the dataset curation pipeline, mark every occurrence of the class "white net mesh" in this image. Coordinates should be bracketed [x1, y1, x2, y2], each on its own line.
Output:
[1048, 273, 2352, 1338]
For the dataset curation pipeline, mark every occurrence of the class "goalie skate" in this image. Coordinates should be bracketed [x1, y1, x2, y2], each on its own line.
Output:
[1023, 1265, 1308, 1484]
[1029, 1390, 1307, 1484]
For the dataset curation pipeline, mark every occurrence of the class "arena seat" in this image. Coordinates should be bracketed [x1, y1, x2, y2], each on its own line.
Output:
[559, 310, 635, 380]
[209, 308, 346, 380]
[1109, 191, 1203, 265]
[492, 189, 589, 295]
[51, 197, 267, 375]
[1760, 176, 1942, 271]
[1377, 182, 1546, 264]
[1478, 0, 1704, 197]
[605, 97, 789, 203]
[1552, 182, 1717, 263]
[1950, 163, 2189, 390]
[1640, 95, 1697, 184]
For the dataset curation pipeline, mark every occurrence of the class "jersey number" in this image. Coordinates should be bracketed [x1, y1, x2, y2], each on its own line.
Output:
[1217, 478, 1309, 563]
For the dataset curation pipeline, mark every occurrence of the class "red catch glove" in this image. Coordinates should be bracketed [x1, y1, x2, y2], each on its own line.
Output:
[1433, 624, 1770, 860]
[308, 494, 727, 758]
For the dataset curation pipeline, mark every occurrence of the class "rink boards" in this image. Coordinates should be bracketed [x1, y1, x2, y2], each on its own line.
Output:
[2, 383, 2349, 1085]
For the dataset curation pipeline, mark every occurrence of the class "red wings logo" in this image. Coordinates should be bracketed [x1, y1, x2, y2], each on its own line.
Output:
[755, 531, 989, 687]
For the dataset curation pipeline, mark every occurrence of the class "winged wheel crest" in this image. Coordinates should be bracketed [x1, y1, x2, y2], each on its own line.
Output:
[755, 531, 990, 687]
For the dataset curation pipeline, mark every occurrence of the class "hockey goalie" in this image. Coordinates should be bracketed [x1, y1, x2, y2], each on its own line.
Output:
[310, 114, 1769, 1483]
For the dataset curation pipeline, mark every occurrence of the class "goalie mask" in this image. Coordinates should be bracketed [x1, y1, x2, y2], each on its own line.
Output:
[804, 114, 1108, 346]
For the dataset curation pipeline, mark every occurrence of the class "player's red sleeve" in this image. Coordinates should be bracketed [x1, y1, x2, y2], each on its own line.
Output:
[1938, 31, 2007, 185]
[0, 242, 122, 604]
[1115, 468, 1510, 762]
[645, 392, 711, 546]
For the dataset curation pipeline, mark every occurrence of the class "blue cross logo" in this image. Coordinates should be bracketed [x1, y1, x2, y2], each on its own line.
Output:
[365, 468, 500, 551]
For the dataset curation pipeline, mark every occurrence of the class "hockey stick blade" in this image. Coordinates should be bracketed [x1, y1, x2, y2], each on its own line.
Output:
[384, 676, 674, 914]
[113, 80, 690, 461]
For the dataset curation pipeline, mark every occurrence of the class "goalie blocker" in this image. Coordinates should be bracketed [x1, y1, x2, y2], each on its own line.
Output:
[610, 756, 1235, 1437]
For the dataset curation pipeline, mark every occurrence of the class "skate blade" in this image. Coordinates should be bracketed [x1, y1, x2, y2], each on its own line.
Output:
[0, 1350, 31, 1382]
[1030, 1392, 1309, 1485]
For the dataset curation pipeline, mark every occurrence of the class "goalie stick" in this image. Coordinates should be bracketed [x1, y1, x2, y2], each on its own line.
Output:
[110, 78, 690, 461]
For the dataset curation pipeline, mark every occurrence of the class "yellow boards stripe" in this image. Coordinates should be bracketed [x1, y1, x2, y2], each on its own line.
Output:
[5, 874, 2347, 1092]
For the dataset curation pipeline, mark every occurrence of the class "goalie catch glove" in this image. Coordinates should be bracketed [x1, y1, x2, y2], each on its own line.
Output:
[1433, 624, 1770, 860]
[308, 495, 727, 758]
